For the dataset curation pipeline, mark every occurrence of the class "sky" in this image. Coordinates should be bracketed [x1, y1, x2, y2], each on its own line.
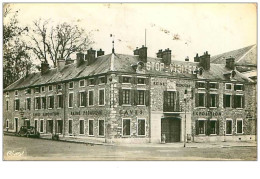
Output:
[6, 3, 257, 62]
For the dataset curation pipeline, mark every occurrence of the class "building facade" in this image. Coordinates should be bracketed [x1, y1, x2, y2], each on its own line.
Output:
[3, 46, 257, 143]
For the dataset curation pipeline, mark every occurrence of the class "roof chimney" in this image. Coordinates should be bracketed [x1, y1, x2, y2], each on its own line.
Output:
[199, 51, 210, 70]
[185, 56, 189, 62]
[97, 49, 105, 57]
[194, 53, 200, 62]
[225, 56, 235, 70]
[76, 52, 84, 67]
[156, 49, 163, 58]
[41, 62, 49, 75]
[134, 47, 139, 55]
[138, 45, 147, 62]
[162, 48, 171, 65]
[85, 48, 96, 65]
[65, 57, 74, 65]
[57, 58, 65, 70]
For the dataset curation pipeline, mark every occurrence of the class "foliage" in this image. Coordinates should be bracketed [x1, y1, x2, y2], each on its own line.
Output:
[3, 5, 32, 88]
[28, 19, 94, 67]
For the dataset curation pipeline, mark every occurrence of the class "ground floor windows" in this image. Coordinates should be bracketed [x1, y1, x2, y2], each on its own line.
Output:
[98, 120, 105, 136]
[56, 120, 63, 134]
[34, 119, 38, 131]
[196, 119, 220, 135]
[25, 119, 30, 127]
[137, 119, 145, 136]
[88, 120, 94, 136]
[198, 120, 206, 135]
[46, 120, 53, 133]
[236, 119, 243, 134]
[68, 120, 73, 135]
[6, 119, 9, 129]
[209, 120, 218, 135]
[123, 119, 131, 136]
[226, 119, 232, 135]
[79, 119, 85, 135]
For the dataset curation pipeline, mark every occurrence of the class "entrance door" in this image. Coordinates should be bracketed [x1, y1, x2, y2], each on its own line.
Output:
[46, 120, 53, 133]
[35, 120, 38, 132]
[15, 118, 18, 133]
[161, 117, 181, 142]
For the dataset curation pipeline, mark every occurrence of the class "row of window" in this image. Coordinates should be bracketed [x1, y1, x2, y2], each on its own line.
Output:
[11, 89, 105, 111]
[195, 93, 244, 108]
[11, 77, 107, 96]
[119, 89, 150, 106]
[196, 81, 244, 91]
[119, 76, 147, 85]
[9, 118, 146, 137]
[196, 118, 243, 135]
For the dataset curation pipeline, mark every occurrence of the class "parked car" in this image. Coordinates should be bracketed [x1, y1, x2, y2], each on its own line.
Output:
[18, 126, 40, 138]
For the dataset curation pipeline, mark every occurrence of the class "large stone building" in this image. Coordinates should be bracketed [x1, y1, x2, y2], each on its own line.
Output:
[3, 46, 257, 143]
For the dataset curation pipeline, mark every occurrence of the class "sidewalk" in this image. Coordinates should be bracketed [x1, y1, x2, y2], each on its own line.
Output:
[4, 131, 257, 148]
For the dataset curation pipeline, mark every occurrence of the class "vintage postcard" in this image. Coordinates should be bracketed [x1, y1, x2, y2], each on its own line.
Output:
[2, 3, 257, 161]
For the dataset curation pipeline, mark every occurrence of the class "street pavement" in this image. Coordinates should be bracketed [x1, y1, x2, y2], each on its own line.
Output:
[3, 135, 257, 161]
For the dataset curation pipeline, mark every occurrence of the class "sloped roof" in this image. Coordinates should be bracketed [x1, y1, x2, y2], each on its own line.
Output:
[210, 44, 257, 66]
[4, 52, 253, 91]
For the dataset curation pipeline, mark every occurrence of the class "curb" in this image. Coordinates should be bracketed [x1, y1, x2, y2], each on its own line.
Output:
[4, 132, 113, 146]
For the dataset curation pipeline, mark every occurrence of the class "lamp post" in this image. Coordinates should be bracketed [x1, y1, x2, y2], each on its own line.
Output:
[184, 89, 187, 147]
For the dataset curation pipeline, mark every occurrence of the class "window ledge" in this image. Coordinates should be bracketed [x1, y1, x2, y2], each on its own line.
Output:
[137, 105, 146, 107]
[210, 134, 217, 136]
[198, 134, 206, 136]
[98, 104, 105, 106]
[88, 105, 94, 107]
[89, 85, 95, 87]
[98, 136, 105, 138]
[122, 104, 131, 106]
[79, 134, 85, 136]
[209, 107, 217, 109]
[236, 108, 243, 110]
[197, 107, 206, 109]
[88, 135, 94, 137]
[68, 107, 73, 109]
[226, 134, 233, 136]
[122, 83, 131, 85]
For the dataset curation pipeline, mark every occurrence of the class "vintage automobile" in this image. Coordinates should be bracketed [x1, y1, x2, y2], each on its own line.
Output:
[17, 126, 40, 138]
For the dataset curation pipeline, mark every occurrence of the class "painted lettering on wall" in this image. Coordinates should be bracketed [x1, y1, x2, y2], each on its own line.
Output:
[146, 62, 197, 74]
[193, 111, 221, 116]
[33, 112, 60, 116]
[119, 109, 143, 116]
[71, 110, 103, 115]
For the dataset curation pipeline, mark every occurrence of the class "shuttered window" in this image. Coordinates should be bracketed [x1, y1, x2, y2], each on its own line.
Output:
[48, 96, 54, 109]
[198, 120, 206, 134]
[123, 119, 131, 136]
[195, 93, 206, 107]
[137, 90, 145, 105]
[35, 97, 41, 110]
[209, 94, 219, 107]
[69, 120, 73, 135]
[88, 91, 94, 106]
[223, 94, 231, 108]
[236, 119, 243, 134]
[41, 97, 46, 109]
[234, 95, 244, 108]
[79, 120, 84, 134]
[68, 93, 73, 108]
[79, 92, 87, 107]
[14, 99, 20, 111]
[27, 98, 31, 110]
[40, 120, 44, 133]
[99, 89, 105, 105]
[57, 95, 63, 108]
[138, 119, 145, 136]
[163, 91, 180, 112]
[99, 120, 105, 136]
[226, 120, 232, 135]
[88, 120, 94, 136]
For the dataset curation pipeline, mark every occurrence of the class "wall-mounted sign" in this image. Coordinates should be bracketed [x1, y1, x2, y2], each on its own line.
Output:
[193, 111, 221, 116]
[167, 79, 176, 91]
[33, 112, 60, 117]
[146, 62, 197, 74]
[119, 109, 143, 116]
[71, 110, 103, 116]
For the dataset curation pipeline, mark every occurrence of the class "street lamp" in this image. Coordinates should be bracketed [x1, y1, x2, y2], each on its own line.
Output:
[184, 89, 188, 147]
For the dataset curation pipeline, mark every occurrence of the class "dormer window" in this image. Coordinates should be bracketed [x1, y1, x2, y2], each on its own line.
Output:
[196, 81, 206, 89]
[234, 84, 243, 91]
[57, 84, 62, 90]
[69, 82, 74, 89]
[209, 82, 218, 90]
[99, 77, 106, 84]
[89, 78, 95, 86]
[79, 80, 85, 87]
[48, 85, 53, 91]
[225, 83, 232, 90]
[199, 68, 203, 75]
[122, 76, 131, 83]
[137, 77, 145, 85]
[41, 86, 45, 92]
[15, 90, 18, 96]
[35, 87, 40, 93]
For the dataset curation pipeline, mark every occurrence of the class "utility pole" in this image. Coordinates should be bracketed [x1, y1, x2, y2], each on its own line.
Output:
[184, 89, 187, 147]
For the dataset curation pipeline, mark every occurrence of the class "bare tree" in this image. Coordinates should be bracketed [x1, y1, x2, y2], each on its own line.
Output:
[28, 19, 93, 67]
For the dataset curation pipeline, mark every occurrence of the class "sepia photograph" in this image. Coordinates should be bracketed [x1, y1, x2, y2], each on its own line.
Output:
[2, 2, 257, 161]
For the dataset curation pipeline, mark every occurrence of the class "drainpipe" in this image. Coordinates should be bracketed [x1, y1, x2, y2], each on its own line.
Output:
[148, 75, 152, 143]
[63, 82, 66, 137]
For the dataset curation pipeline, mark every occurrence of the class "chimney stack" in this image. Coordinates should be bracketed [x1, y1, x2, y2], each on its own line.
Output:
[76, 52, 84, 67]
[199, 51, 210, 70]
[225, 56, 235, 70]
[57, 58, 65, 70]
[65, 57, 74, 65]
[41, 62, 49, 75]
[162, 48, 171, 65]
[185, 56, 189, 62]
[97, 49, 105, 57]
[85, 48, 96, 65]
[194, 53, 200, 62]
[134, 45, 147, 63]
[156, 49, 163, 58]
